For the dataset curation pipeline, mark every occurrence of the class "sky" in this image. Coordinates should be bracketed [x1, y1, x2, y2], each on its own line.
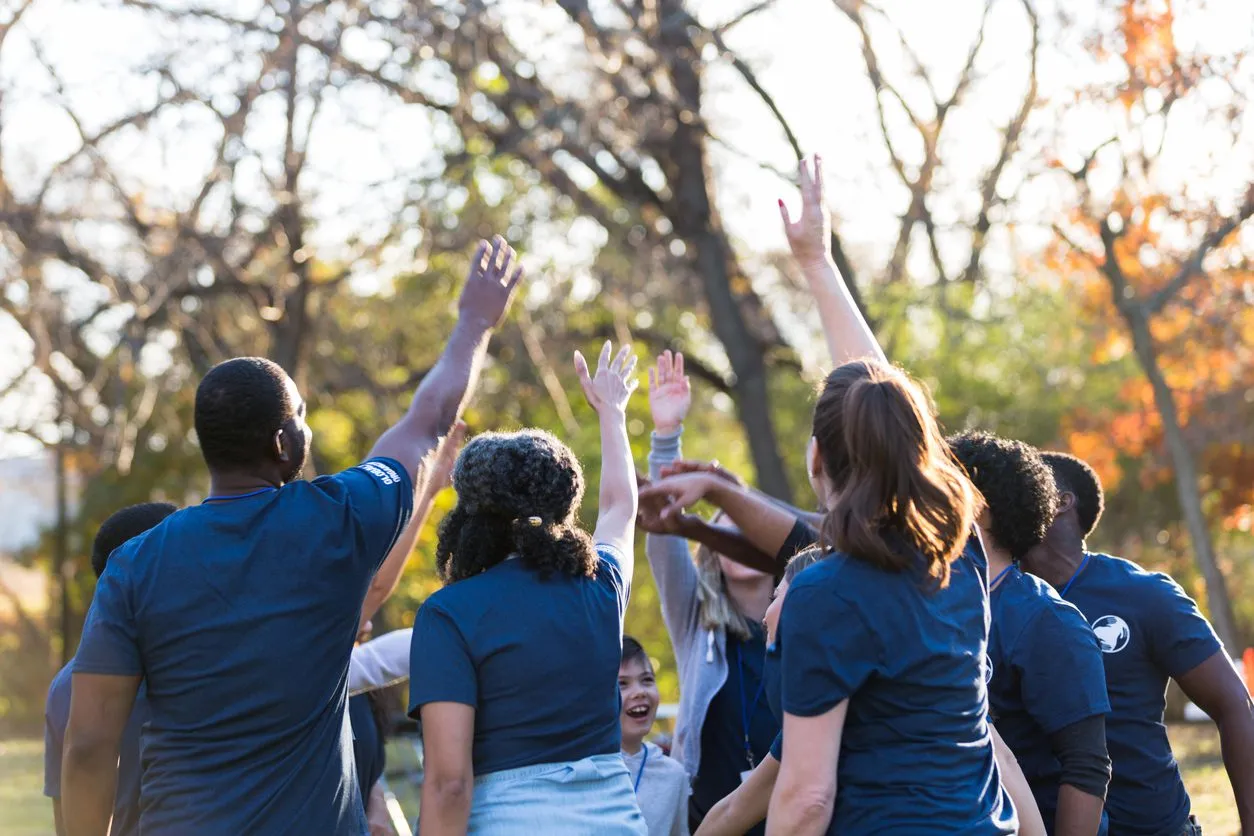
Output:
[1, 0, 1252, 458]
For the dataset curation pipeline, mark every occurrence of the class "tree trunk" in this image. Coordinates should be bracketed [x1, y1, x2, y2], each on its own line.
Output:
[1124, 308, 1240, 653]
[55, 409, 72, 666]
[659, 3, 793, 501]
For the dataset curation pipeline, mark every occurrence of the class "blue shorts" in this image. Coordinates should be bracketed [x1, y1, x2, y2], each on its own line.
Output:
[458, 753, 647, 835]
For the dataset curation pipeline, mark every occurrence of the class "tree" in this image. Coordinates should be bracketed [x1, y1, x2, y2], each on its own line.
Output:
[1048, 0, 1254, 650]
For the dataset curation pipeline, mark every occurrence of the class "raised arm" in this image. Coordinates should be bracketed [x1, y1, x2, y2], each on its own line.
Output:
[641, 353, 703, 647]
[660, 459, 824, 529]
[370, 237, 523, 490]
[639, 472, 800, 560]
[360, 421, 467, 628]
[575, 341, 640, 569]
[780, 156, 884, 367]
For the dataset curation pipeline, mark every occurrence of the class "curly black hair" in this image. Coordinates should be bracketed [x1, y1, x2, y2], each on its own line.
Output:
[948, 431, 1058, 561]
[436, 430, 597, 584]
[1040, 451, 1105, 538]
[194, 357, 296, 471]
[91, 502, 178, 578]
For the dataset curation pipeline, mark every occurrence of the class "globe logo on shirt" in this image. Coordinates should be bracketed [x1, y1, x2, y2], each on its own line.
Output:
[983, 655, 993, 683]
[1091, 615, 1131, 654]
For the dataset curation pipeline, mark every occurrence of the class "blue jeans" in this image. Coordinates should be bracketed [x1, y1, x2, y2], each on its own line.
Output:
[462, 754, 648, 835]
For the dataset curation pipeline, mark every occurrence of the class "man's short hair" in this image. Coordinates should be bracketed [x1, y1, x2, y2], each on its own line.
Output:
[194, 357, 295, 471]
[92, 502, 178, 577]
[1040, 451, 1105, 538]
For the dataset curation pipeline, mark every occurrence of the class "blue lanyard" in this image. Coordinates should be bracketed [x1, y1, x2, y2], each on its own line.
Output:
[989, 564, 1015, 591]
[202, 486, 277, 504]
[736, 641, 766, 769]
[1059, 553, 1092, 598]
[632, 745, 649, 793]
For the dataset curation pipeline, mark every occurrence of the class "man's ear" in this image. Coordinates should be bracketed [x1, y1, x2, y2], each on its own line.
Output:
[274, 427, 289, 463]
[1056, 490, 1076, 517]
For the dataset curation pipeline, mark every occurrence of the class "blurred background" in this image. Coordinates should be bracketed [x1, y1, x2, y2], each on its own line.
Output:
[0, 0, 1251, 831]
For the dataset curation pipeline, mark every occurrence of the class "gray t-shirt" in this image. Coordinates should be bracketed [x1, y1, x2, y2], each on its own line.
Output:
[623, 742, 689, 836]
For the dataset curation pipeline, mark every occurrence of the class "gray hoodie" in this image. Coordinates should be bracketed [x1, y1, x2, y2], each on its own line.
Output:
[622, 741, 689, 836]
[646, 428, 730, 783]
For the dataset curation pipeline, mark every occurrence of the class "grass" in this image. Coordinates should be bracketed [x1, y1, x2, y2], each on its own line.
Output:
[0, 724, 1240, 835]
[0, 739, 51, 836]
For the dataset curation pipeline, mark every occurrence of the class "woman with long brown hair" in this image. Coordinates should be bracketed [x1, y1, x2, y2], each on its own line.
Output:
[764, 359, 1015, 835]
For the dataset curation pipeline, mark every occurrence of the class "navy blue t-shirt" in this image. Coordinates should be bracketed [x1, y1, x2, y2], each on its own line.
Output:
[988, 567, 1110, 833]
[764, 640, 784, 762]
[689, 625, 779, 835]
[73, 459, 413, 835]
[349, 694, 385, 803]
[1059, 553, 1222, 836]
[408, 544, 630, 775]
[779, 547, 1016, 835]
[44, 661, 149, 836]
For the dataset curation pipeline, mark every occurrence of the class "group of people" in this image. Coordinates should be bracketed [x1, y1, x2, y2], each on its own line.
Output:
[44, 156, 1254, 836]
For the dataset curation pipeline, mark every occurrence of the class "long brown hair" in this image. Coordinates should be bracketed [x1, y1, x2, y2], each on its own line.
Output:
[813, 359, 976, 588]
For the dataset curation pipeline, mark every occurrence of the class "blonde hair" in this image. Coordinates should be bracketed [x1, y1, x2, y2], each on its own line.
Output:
[694, 512, 757, 640]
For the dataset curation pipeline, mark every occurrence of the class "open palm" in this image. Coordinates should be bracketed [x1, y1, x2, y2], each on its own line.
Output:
[779, 155, 831, 269]
[648, 351, 691, 434]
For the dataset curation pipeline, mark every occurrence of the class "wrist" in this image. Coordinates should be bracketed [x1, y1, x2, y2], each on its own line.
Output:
[455, 311, 497, 334]
[798, 254, 837, 274]
[653, 421, 682, 436]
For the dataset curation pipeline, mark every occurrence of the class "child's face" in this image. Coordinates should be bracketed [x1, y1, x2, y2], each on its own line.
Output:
[618, 656, 659, 744]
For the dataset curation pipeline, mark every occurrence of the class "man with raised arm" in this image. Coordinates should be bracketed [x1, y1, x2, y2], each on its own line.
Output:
[1025, 452, 1254, 836]
[62, 237, 525, 836]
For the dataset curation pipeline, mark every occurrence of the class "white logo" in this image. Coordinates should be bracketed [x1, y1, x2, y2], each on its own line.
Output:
[983, 655, 994, 684]
[362, 461, 400, 486]
[1092, 615, 1131, 654]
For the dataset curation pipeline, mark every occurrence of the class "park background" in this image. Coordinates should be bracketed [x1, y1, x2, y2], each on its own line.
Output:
[0, 0, 1251, 831]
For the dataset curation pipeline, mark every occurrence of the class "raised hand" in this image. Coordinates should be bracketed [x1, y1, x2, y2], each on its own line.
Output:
[458, 235, 525, 328]
[636, 471, 720, 521]
[647, 350, 691, 434]
[779, 155, 831, 270]
[575, 340, 639, 416]
[428, 419, 469, 494]
[659, 458, 746, 489]
[636, 473, 688, 536]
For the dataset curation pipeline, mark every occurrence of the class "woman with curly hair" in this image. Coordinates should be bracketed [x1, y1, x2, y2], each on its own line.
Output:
[408, 341, 646, 835]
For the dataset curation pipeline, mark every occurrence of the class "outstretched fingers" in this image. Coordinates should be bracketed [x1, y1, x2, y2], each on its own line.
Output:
[574, 350, 597, 406]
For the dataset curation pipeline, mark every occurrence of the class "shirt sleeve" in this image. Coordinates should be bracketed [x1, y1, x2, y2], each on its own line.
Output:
[43, 686, 65, 798]
[407, 599, 477, 717]
[775, 518, 820, 563]
[1018, 601, 1111, 734]
[779, 575, 880, 717]
[1146, 573, 1224, 679]
[595, 543, 632, 618]
[350, 628, 414, 695]
[73, 564, 143, 677]
[312, 457, 414, 573]
[768, 731, 783, 761]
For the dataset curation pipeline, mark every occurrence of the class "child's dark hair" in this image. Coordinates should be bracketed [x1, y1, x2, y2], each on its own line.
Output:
[91, 502, 179, 578]
[436, 430, 597, 583]
[621, 635, 650, 668]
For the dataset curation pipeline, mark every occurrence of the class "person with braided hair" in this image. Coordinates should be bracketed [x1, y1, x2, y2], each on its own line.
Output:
[409, 341, 647, 835]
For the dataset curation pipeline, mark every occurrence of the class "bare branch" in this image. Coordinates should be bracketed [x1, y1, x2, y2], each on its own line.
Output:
[1146, 188, 1254, 315]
